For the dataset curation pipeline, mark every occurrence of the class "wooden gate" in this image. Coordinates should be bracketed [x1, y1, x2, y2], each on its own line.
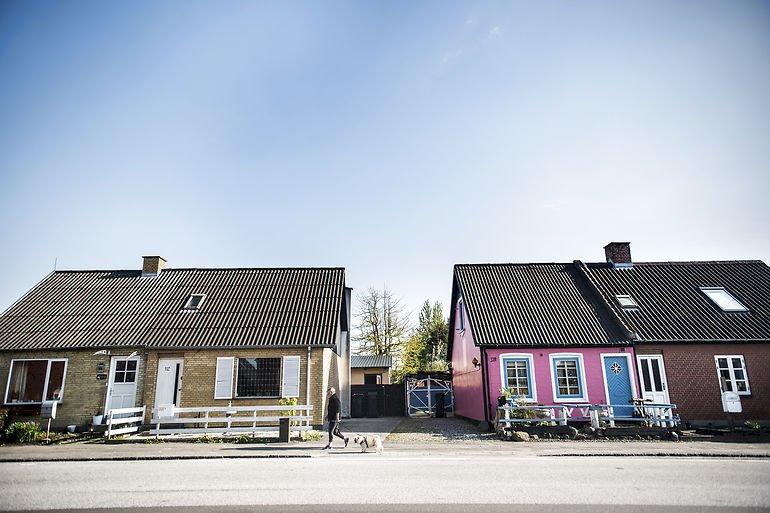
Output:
[350, 384, 405, 418]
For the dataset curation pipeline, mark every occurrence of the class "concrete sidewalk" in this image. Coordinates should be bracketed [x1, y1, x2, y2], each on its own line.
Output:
[1, 439, 768, 462]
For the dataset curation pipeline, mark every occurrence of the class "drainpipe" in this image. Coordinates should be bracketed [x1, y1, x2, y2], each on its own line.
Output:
[480, 347, 491, 424]
[306, 345, 312, 410]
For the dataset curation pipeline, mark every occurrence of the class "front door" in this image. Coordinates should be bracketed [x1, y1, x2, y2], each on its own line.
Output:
[105, 355, 140, 412]
[636, 355, 670, 404]
[602, 355, 634, 417]
[155, 358, 184, 408]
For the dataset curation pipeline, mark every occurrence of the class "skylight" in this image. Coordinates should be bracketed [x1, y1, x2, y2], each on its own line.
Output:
[615, 294, 639, 309]
[700, 287, 748, 312]
[182, 294, 206, 311]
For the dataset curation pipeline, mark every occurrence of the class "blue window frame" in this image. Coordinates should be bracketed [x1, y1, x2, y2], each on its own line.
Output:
[500, 356, 535, 400]
[552, 356, 585, 400]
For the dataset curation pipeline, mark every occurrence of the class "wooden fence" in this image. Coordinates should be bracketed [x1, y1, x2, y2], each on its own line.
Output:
[149, 405, 314, 438]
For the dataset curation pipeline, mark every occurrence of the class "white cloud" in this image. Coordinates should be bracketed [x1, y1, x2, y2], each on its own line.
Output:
[488, 26, 502, 38]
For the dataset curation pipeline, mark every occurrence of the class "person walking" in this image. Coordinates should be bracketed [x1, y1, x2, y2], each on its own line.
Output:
[323, 387, 348, 450]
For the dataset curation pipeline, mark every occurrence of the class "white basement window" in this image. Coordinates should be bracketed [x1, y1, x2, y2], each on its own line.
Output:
[700, 287, 748, 312]
[4, 359, 68, 404]
[615, 294, 639, 309]
[182, 294, 206, 311]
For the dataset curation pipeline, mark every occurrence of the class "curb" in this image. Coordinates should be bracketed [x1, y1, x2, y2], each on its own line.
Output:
[0, 454, 313, 463]
[539, 453, 770, 458]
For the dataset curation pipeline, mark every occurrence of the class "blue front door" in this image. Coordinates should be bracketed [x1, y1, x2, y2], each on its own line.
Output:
[603, 356, 634, 417]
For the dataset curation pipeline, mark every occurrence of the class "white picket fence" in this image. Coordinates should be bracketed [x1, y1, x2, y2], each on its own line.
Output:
[496, 402, 679, 431]
[149, 405, 314, 438]
[105, 406, 146, 439]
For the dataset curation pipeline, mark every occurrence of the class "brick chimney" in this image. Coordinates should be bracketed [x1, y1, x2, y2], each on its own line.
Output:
[604, 242, 632, 268]
[142, 256, 167, 277]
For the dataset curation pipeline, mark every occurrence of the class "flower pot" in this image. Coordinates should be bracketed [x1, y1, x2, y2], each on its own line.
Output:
[92, 415, 103, 425]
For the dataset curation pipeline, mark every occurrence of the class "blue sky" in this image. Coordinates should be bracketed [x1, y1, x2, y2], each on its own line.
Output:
[1, 1, 769, 322]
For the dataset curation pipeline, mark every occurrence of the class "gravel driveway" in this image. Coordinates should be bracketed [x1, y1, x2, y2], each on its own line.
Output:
[386, 416, 498, 443]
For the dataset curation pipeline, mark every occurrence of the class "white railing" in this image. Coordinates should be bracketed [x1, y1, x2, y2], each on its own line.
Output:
[590, 403, 679, 428]
[149, 405, 314, 438]
[497, 404, 570, 427]
[106, 406, 146, 439]
[496, 403, 680, 431]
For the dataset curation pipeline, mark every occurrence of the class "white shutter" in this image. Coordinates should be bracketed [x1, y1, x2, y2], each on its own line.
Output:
[281, 356, 300, 398]
[214, 357, 234, 399]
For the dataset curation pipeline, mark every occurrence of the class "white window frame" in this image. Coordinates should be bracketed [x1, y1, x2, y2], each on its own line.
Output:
[4, 358, 68, 405]
[182, 293, 207, 311]
[700, 287, 748, 312]
[548, 353, 589, 403]
[280, 355, 301, 398]
[213, 357, 234, 400]
[499, 353, 537, 402]
[714, 355, 751, 396]
[234, 357, 283, 399]
[615, 294, 639, 309]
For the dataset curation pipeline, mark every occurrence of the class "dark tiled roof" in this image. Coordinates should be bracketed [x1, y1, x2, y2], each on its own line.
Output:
[454, 263, 630, 347]
[582, 260, 770, 343]
[350, 354, 393, 368]
[0, 267, 345, 351]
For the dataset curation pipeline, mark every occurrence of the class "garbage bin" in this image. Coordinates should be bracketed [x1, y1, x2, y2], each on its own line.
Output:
[435, 393, 446, 418]
[279, 417, 290, 443]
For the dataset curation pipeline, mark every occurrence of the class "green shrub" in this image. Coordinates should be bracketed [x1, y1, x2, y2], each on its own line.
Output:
[745, 420, 762, 431]
[302, 430, 323, 442]
[0, 409, 8, 437]
[4, 421, 43, 444]
[194, 434, 223, 443]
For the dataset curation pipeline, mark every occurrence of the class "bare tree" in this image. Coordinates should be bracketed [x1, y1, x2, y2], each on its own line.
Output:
[353, 287, 410, 356]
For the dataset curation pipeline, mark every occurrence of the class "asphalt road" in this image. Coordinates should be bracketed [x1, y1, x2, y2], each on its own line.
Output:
[1, 455, 768, 512]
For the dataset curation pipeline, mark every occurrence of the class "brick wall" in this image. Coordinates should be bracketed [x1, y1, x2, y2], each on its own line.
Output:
[142, 347, 329, 426]
[0, 349, 147, 429]
[638, 343, 770, 424]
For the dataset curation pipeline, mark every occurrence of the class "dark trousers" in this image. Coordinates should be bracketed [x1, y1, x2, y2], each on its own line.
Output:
[328, 420, 345, 444]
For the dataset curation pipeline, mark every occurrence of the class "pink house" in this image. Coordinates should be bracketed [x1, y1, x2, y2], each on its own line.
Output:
[449, 257, 639, 423]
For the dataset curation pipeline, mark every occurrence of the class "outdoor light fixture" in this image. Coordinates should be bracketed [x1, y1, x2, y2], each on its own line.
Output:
[472, 357, 480, 368]
[92, 350, 110, 356]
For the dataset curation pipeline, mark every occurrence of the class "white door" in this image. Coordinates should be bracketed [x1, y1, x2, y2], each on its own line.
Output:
[636, 355, 670, 404]
[155, 358, 184, 408]
[105, 356, 140, 412]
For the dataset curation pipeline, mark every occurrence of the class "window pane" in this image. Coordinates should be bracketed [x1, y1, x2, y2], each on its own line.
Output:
[7, 360, 47, 403]
[651, 360, 663, 392]
[702, 288, 748, 312]
[640, 361, 652, 392]
[736, 381, 747, 392]
[717, 358, 728, 369]
[46, 361, 66, 400]
[126, 360, 137, 372]
[733, 369, 744, 380]
[731, 358, 743, 370]
[116, 361, 126, 372]
[124, 372, 136, 383]
[114, 372, 125, 383]
[555, 359, 581, 396]
[236, 358, 281, 397]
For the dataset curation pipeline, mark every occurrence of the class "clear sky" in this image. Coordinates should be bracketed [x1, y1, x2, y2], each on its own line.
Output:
[1, 1, 769, 323]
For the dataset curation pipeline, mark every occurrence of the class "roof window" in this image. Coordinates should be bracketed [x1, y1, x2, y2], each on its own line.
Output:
[615, 294, 639, 309]
[182, 294, 206, 311]
[700, 287, 748, 312]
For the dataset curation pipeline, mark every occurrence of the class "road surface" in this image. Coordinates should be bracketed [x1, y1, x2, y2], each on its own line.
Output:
[1, 454, 768, 511]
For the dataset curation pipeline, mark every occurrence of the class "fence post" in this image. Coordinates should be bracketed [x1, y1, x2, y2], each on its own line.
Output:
[427, 378, 432, 416]
[559, 406, 567, 426]
[106, 410, 114, 439]
[590, 407, 599, 429]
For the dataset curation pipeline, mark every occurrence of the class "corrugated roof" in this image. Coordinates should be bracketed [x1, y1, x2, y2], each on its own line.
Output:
[454, 263, 630, 347]
[350, 354, 393, 368]
[582, 260, 770, 343]
[0, 267, 345, 351]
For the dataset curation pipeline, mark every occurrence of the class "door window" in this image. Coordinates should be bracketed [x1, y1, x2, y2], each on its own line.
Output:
[114, 360, 137, 383]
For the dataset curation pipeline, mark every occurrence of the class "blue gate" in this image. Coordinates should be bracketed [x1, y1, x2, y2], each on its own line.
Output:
[406, 377, 454, 416]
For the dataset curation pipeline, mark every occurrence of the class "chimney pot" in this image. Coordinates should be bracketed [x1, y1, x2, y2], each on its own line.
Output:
[142, 256, 167, 276]
[604, 242, 632, 268]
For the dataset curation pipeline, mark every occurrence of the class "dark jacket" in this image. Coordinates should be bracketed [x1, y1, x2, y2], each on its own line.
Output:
[327, 394, 341, 421]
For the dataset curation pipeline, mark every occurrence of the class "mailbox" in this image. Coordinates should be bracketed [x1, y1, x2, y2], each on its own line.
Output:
[41, 401, 58, 420]
[721, 391, 742, 413]
[156, 404, 176, 419]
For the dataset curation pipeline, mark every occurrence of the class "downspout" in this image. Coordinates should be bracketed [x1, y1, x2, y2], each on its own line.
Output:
[480, 347, 491, 424]
[306, 346, 312, 409]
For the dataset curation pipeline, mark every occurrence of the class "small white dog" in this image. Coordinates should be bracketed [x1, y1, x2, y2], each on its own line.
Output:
[352, 435, 384, 453]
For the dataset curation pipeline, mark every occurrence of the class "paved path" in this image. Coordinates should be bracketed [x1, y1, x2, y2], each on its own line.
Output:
[0, 456, 768, 511]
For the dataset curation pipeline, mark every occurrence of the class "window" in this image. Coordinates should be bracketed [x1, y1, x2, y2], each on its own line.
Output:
[236, 358, 281, 397]
[550, 355, 587, 401]
[113, 359, 137, 383]
[715, 355, 751, 395]
[364, 373, 382, 385]
[457, 298, 465, 331]
[500, 355, 535, 400]
[700, 287, 748, 312]
[4, 359, 67, 404]
[182, 294, 206, 311]
[615, 294, 639, 309]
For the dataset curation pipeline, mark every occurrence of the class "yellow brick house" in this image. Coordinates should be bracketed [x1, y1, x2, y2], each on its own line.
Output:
[0, 257, 352, 429]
